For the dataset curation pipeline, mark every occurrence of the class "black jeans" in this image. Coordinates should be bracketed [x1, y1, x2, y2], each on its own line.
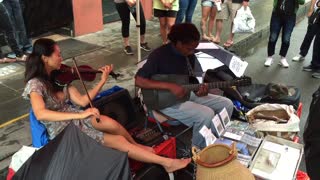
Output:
[311, 24, 320, 68]
[299, 22, 318, 57]
[115, 2, 146, 38]
[3, 0, 32, 49]
[0, 3, 23, 57]
[267, 12, 296, 57]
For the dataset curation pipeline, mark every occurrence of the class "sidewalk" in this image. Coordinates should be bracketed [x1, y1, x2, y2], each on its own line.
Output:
[0, 0, 312, 178]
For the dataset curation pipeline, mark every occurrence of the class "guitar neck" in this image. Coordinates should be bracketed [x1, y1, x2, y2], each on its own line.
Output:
[183, 81, 235, 91]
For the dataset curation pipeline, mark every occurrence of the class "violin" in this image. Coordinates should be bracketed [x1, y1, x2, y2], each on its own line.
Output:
[52, 64, 121, 87]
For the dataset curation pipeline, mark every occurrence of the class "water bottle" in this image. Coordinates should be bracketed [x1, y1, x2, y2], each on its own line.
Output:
[216, 1, 222, 12]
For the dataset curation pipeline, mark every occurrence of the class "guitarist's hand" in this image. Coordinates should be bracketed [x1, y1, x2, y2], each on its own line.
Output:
[196, 83, 209, 97]
[169, 84, 187, 99]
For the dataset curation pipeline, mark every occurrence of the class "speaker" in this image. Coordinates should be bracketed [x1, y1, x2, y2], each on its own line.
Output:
[93, 89, 137, 129]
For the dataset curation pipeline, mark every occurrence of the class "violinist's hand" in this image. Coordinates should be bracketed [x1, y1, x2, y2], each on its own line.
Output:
[99, 64, 113, 83]
[168, 83, 187, 99]
[195, 83, 209, 97]
[81, 107, 100, 119]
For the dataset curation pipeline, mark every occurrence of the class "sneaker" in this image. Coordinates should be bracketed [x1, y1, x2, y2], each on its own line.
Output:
[16, 54, 27, 62]
[264, 57, 273, 67]
[312, 72, 320, 79]
[7, 52, 16, 59]
[303, 64, 316, 72]
[140, 42, 151, 52]
[124, 46, 134, 55]
[279, 58, 289, 68]
[23, 46, 33, 54]
[292, 55, 305, 62]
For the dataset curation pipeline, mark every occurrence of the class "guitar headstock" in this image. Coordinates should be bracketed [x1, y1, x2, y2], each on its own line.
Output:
[232, 76, 252, 87]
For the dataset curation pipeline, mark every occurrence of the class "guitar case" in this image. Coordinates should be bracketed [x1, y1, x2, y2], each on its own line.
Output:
[204, 65, 301, 110]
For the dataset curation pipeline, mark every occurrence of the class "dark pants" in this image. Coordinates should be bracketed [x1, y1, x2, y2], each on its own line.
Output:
[311, 24, 320, 68]
[175, 0, 197, 24]
[115, 2, 146, 38]
[3, 0, 32, 49]
[0, 3, 23, 57]
[267, 12, 296, 57]
[299, 23, 318, 57]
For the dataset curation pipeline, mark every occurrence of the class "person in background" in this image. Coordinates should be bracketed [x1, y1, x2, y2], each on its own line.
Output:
[175, 0, 197, 24]
[0, 0, 26, 62]
[153, 0, 179, 44]
[292, 0, 318, 62]
[264, 0, 305, 68]
[212, 0, 227, 44]
[304, 0, 320, 78]
[114, 0, 151, 55]
[222, 0, 249, 48]
[3, 0, 33, 58]
[135, 23, 234, 149]
[23, 38, 190, 173]
[200, 0, 218, 41]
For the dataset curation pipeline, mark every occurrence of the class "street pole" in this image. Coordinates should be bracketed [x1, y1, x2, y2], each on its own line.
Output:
[136, 0, 141, 63]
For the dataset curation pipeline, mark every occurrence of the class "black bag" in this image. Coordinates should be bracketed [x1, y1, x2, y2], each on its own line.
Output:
[204, 66, 301, 109]
[308, 8, 320, 24]
[303, 86, 320, 180]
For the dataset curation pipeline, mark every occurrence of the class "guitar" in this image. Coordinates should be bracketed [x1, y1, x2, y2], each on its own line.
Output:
[141, 74, 252, 110]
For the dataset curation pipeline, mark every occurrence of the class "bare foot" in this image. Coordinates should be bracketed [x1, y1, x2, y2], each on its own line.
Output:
[164, 158, 191, 173]
[202, 35, 211, 41]
[137, 144, 155, 154]
[211, 36, 221, 44]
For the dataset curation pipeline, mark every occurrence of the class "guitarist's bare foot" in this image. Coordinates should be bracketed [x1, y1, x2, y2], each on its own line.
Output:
[164, 158, 191, 172]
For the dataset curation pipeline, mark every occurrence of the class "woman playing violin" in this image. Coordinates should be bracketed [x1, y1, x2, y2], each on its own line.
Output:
[22, 38, 190, 172]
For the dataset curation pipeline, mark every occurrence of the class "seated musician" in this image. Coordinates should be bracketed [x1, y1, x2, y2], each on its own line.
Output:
[135, 23, 234, 149]
[22, 38, 190, 173]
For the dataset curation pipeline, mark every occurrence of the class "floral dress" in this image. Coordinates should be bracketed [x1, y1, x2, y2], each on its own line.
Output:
[22, 78, 104, 144]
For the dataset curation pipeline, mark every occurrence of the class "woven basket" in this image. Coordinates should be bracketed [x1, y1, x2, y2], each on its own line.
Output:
[192, 143, 255, 180]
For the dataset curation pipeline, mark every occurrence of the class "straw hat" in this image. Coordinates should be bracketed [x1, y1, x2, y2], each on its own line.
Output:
[192, 143, 255, 180]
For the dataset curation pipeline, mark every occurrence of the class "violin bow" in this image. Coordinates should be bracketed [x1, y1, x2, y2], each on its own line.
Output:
[71, 58, 100, 123]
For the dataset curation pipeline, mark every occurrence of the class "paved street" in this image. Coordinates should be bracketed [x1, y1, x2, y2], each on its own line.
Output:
[0, 0, 315, 178]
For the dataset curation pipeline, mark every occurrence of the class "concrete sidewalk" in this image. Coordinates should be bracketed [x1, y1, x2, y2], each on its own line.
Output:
[0, 0, 312, 178]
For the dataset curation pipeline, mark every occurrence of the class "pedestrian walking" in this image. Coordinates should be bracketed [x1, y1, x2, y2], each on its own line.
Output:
[292, 0, 319, 62]
[0, 0, 26, 62]
[200, 0, 218, 41]
[3, 0, 33, 58]
[175, 0, 197, 24]
[114, 0, 151, 55]
[223, 0, 249, 48]
[264, 0, 305, 68]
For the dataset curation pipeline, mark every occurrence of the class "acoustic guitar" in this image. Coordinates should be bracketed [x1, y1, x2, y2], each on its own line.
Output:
[141, 74, 252, 110]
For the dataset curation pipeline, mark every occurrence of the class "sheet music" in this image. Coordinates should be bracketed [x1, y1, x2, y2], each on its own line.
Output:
[195, 52, 224, 71]
[229, 55, 248, 77]
[196, 42, 219, 49]
[199, 125, 217, 146]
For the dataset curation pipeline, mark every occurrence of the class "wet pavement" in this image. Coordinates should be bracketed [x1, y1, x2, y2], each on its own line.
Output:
[0, 0, 314, 178]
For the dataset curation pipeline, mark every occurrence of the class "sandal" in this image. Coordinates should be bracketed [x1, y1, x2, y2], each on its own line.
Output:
[223, 40, 234, 48]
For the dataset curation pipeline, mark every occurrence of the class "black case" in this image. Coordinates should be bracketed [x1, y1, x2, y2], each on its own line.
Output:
[204, 66, 301, 109]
